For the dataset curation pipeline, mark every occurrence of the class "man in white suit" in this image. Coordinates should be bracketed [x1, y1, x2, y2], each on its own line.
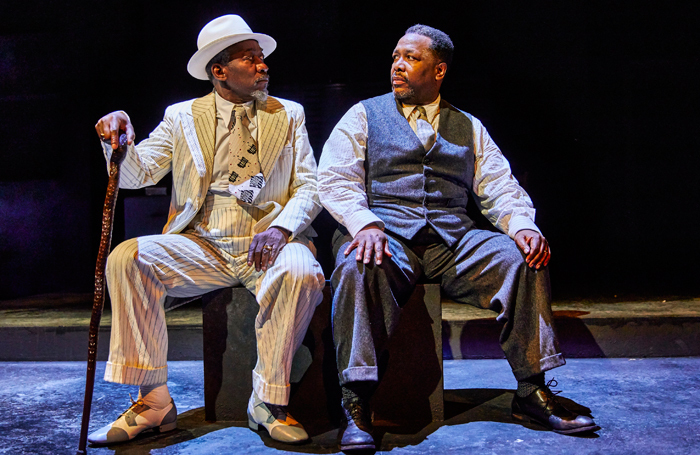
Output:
[89, 15, 324, 445]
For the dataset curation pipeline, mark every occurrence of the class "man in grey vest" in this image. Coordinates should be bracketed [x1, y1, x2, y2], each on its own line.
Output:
[317, 24, 598, 451]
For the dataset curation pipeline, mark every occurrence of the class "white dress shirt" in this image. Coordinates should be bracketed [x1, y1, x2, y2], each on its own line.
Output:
[402, 95, 441, 132]
[209, 92, 257, 195]
[318, 95, 541, 239]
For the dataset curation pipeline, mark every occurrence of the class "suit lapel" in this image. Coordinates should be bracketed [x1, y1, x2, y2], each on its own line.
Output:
[256, 96, 289, 179]
[190, 92, 216, 174]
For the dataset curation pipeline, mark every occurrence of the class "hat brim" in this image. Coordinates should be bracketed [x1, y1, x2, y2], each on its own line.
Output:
[187, 33, 276, 80]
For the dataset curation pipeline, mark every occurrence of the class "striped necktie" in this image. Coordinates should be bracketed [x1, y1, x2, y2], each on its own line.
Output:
[227, 105, 265, 203]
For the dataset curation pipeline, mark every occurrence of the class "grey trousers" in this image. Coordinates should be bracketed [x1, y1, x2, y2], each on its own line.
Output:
[331, 225, 565, 384]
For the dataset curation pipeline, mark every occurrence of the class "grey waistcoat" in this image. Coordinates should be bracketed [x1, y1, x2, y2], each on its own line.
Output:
[361, 93, 475, 246]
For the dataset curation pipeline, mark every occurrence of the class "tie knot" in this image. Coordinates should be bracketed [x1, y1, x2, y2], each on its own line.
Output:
[229, 105, 247, 130]
[415, 106, 429, 122]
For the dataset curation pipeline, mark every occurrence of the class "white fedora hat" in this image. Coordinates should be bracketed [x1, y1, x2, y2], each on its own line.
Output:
[187, 15, 276, 80]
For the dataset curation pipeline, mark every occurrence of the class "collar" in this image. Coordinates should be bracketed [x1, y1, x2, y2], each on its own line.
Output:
[215, 91, 256, 126]
[401, 94, 441, 123]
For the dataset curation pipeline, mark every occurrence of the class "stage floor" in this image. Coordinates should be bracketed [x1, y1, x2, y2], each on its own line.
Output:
[1, 358, 698, 454]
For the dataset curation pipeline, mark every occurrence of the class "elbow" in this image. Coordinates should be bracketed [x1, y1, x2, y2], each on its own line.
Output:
[316, 179, 330, 205]
[317, 188, 330, 210]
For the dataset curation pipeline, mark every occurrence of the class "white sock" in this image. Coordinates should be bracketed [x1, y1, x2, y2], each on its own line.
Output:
[138, 383, 171, 410]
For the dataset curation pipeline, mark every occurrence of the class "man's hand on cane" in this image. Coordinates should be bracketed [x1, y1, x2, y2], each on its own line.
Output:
[95, 111, 136, 150]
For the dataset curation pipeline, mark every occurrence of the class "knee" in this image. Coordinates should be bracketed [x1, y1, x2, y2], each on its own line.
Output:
[277, 248, 325, 292]
[333, 251, 388, 284]
[496, 240, 528, 271]
[106, 238, 140, 276]
[335, 243, 378, 274]
[497, 241, 551, 284]
[334, 249, 357, 274]
[298, 263, 326, 293]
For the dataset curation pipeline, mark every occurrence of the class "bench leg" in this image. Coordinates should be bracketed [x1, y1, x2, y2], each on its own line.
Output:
[202, 287, 258, 422]
[371, 283, 443, 424]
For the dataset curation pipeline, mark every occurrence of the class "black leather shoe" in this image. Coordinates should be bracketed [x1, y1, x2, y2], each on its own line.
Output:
[511, 380, 600, 434]
[339, 397, 375, 452]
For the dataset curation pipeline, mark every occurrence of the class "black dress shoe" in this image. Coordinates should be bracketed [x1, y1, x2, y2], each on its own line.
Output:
[339, 396, 375, 452]
[511, 381, 600, 434]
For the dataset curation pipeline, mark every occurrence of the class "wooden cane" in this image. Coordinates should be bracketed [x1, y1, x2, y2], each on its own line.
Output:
[76, 133, 128, 454]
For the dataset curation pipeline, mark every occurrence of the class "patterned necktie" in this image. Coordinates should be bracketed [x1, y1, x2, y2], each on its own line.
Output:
[228, 105, 265, 203]
[413, 106, 436, 150]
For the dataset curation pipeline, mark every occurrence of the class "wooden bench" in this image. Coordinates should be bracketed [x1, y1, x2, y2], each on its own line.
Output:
[201, 283, 443, 426]
[125, 198, 445, 426]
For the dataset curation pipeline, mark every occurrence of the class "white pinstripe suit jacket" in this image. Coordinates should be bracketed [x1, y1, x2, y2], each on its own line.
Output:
[102, 92, 322, 240]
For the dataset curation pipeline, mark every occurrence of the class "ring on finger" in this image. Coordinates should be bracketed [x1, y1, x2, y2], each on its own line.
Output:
[262, 245, 273, 252]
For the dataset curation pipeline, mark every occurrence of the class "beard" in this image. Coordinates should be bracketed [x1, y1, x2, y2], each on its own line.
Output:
[392, 85, 415, 102]
[252, 76, 270, 102]
[251, 89, 269, 102]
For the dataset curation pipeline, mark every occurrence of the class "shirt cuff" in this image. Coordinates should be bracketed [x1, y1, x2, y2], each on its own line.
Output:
[345, 210, 385, 238]
[269, 223, 295, 242]
[507, 215, 541, 239]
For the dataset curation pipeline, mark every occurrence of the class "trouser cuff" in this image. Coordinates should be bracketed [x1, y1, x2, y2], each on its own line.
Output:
[339, 366, 379, 385]
[252, 370, 290, 405]
[511, 353, 566, 381]
[104, 362, 168, 386]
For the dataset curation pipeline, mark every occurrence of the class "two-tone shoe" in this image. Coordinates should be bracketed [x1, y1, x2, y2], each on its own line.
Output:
[87, 396, 178, 445]
[511, 380, 600, 434]
[247, 390, 308, 444]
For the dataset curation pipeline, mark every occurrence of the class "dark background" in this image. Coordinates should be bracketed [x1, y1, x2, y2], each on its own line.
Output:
[1, 0, 698, 302]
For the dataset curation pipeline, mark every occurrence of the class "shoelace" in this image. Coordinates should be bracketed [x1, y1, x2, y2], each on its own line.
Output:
[118, 393, 145, 417]
[347, 399, 371, 426]
[542, 378, 563, 408]
[545, 378, 562, 396]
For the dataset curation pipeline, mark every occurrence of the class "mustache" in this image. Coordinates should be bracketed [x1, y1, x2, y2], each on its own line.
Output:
[255, 76, 270, 83]
[392, 73, 407, 81]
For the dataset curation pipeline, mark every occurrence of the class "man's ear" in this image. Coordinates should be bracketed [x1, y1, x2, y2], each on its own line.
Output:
[435, 62, 447, 81]
[211, 63, 227, 81]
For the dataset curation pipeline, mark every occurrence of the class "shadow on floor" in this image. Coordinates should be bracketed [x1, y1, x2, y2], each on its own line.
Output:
[102, 408, 240, 454]
[92, 388, 599, 453]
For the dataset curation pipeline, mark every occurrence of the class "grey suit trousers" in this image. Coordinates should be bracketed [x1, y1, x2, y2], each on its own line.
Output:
[331, 225, 565, 384]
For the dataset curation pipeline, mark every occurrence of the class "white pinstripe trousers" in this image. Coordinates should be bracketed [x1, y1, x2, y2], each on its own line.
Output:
[104, 196, 325, 405]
